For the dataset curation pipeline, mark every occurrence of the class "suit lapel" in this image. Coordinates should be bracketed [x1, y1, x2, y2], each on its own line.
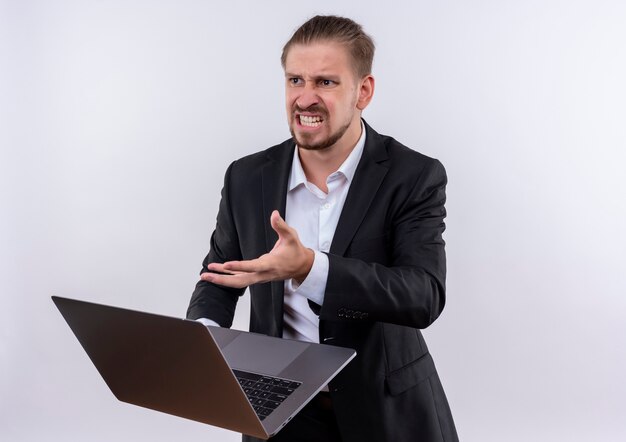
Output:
[330, 121, 389, 256]
[261, 140, 295, 336]
[261, 142, 294, 249]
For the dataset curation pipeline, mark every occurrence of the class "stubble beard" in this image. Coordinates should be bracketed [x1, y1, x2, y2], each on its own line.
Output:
[290, 119, 352, 151]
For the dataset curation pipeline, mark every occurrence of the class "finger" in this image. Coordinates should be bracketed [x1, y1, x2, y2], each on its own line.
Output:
[202, 269, 247, 279]
[270, 210, 293, 239]
[206, 263, 238, 275]
[223, 258, 268, 273]
[201, 272, 248, 288]
[201, 270, 270, 289]
[201, 272, 236, 283]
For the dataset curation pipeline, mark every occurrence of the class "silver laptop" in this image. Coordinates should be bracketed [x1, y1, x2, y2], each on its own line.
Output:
[52, 296, 356, 439]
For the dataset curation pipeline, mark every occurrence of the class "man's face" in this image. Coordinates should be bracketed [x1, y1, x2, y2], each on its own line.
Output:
[284, 42, 364, 151]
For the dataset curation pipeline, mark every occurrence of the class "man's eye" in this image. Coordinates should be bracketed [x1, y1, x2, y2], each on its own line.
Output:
[290, 78, 302, 85]
[320, 79, 334, 86]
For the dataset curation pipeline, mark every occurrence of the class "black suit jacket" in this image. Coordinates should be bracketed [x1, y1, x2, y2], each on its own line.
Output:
[187, 121, 458, 442]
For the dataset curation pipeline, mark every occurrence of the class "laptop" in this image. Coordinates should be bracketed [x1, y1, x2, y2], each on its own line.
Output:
[52, 296, 356, 439]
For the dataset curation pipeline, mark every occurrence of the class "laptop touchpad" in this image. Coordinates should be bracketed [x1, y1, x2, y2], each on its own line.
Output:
[221, 333, 308, 376]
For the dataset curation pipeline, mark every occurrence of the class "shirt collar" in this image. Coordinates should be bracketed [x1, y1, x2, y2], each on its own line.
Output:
[288, 120, 367, 191]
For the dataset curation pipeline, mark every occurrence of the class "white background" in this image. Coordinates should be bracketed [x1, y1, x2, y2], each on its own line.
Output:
[1, 1, 625, 441]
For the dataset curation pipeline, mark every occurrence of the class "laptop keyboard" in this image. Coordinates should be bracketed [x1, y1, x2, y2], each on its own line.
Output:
[233, 369, 302, 420]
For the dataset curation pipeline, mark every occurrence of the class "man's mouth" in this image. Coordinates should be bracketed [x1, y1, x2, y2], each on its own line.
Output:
[298, 115, 323, 128]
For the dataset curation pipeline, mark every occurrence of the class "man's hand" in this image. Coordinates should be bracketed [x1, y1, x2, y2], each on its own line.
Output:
[200, 210, 315, 289]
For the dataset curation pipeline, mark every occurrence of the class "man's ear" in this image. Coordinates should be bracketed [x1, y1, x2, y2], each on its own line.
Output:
[356, 75, 375, 111]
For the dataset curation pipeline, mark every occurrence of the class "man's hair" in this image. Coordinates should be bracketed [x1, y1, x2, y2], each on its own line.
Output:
[281, 15, 375, 79]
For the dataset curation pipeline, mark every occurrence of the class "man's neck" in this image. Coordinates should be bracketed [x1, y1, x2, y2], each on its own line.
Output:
[298, 119, 363, 193]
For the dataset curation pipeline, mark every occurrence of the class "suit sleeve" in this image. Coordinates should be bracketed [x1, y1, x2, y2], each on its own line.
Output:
[186, 162, 245, 327]
[320, 159, 447, 329]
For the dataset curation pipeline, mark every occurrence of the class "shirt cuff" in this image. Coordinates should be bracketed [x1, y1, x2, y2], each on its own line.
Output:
[196, 317, 221, 328]
[285, 250, 328, 306]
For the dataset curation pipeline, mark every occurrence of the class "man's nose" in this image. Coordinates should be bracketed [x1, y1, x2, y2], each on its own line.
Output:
[295, 83, 319, 110]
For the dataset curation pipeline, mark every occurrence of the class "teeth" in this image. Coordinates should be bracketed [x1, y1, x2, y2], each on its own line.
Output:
[299, 115, 322, 127]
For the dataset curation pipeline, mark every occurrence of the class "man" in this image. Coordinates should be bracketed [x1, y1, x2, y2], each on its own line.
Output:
[187, 15, 458, 442]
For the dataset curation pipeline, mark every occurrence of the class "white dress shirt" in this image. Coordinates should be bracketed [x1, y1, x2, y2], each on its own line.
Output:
[199, 123, 366, 345]
[282, 125, 366, 343]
